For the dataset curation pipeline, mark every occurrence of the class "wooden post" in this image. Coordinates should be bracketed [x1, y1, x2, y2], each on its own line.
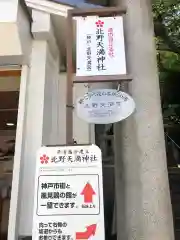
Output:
[66, 10, 74, 145]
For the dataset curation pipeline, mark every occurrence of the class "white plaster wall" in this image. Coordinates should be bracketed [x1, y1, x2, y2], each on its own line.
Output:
[0, 0, 31, 65]
[42, 53, 53, 145]
[32, 10, 51, 38]
[49, 53, 59, 145]
[8, 66, 29, 240]
[0, 0, 18, 22]
[17, 3, 32, 64]
[42, 48, 59, 145]
[0, 1, 20, 58]
[17, 41, 61, 236]
[18, 41, 50, 235]
[0, 24, 22, 57]
[58, 73, 66, 144]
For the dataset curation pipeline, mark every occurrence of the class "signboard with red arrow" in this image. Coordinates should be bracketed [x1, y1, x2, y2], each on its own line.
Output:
[81, 182, 96, 203]
[76, 224, 97, 239]
[32, 144, 105, 240]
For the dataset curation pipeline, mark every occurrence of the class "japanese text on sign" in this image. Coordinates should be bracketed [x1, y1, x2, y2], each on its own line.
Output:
[38, 221, 72, 240]
[76, 16, 126, 76]
[39, 148, 98, 166]
[37, 175, 100, 216]
[86, 34, 92, 71]
[96, 20, 106, 71]
[33, 145, 105, 240]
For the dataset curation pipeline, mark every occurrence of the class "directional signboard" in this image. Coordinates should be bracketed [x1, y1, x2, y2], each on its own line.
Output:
[32, 145, 105, 240]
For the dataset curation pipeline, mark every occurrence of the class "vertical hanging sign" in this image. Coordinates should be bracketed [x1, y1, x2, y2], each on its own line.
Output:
[66, 8, 129, 143]
[32, 145, 105, 240]
[76, 16, 126, 77]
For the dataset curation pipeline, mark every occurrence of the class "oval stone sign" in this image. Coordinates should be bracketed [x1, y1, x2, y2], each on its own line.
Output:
[76, 89, 135, 124]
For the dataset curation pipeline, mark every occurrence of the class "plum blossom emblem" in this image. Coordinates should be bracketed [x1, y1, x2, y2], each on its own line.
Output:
[40, 154, 49, 164]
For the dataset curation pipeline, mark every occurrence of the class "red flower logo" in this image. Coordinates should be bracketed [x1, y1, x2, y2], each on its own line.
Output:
[40, 154, 49, 164]
[95, 20, 104, 27]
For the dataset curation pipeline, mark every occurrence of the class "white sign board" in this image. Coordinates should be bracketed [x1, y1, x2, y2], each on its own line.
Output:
[76, 16, 126, 76]
[32, 145, 105, 240]
[76, 89, 135, 124]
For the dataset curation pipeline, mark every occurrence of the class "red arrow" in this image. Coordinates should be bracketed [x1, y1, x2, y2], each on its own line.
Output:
[76, 224, 97, 239]
[81, 182, 96, 203]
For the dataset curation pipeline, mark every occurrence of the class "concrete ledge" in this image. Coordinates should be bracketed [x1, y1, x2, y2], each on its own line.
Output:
[0, 1, 32, 65]
[31, 9, 59, 60]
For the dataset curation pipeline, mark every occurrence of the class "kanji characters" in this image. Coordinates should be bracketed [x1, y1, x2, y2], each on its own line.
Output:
[38, 221, 69, 240]
[86, 34, 92, 71]
[95, 20, 106, 71]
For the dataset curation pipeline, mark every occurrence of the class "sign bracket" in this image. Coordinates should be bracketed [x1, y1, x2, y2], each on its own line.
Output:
[66, 7, 131, 144]
[74, 74, 132, 83]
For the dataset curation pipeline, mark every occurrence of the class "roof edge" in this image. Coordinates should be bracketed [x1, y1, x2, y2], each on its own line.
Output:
[48, 0, 102, 8]
[25, 0, 73, 17]
[20, 0, 32, 22]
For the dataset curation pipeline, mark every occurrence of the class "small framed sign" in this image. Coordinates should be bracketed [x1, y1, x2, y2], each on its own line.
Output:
[76, 16, 126, 77]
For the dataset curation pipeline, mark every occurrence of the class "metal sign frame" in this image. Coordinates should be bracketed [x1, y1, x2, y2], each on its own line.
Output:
[66, 7, 131, 144]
